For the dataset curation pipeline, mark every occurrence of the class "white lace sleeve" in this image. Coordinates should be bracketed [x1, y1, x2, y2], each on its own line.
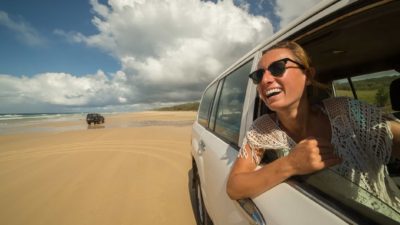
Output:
[238, 114, 293, 165]
[349, 98, 393, 164]
[323, 97, 400, 216]
[324, 97, 393, 165]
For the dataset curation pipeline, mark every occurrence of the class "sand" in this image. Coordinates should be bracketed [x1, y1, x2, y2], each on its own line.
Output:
[0, 111, 198, 225]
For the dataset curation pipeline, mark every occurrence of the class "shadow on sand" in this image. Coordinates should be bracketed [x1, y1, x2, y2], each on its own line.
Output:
[87, 124, 105, 130]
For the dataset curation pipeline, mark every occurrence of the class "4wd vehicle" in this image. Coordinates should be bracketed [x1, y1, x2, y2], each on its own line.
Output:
[86, 113, 105, 125]
[191, 1, 400, 225]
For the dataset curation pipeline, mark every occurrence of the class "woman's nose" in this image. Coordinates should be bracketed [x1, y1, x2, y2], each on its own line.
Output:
[260, 70, 275, 84]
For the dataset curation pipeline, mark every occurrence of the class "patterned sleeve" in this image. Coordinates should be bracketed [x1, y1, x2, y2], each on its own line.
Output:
[348, 98, 393, 164]
[238, 124, 266, 165]
[238, 114, 291, 165]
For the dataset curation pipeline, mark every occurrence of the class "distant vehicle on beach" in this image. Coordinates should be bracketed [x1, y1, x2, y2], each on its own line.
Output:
[86, 113, 105, 125]
[191, 1, 400, 225]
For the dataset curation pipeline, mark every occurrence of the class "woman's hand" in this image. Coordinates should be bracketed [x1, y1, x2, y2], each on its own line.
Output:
[287, 137, 341, 175]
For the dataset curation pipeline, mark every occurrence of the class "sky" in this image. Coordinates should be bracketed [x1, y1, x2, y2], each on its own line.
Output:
[0, 0, 321, 113]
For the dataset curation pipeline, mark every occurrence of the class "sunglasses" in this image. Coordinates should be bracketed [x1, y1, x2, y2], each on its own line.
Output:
[249, 58, 305, 84]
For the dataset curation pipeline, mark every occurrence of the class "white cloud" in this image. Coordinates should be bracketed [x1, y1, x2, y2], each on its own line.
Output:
[0, 11, 46, 46]
[51, 0, 272, 109]
[275, 0, 322, 29]
[1, 0, 323, 113]
[0, 70, 131, 109]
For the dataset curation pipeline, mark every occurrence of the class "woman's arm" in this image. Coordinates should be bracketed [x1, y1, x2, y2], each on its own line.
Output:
[226, 138, 340, 200]
[390, 120, 400, 159]
[226, 144, 293, 200]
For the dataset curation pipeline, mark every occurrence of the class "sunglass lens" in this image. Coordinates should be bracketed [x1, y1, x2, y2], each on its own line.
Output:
[249, 69, 265, 84]
[268, 61, 286, 77]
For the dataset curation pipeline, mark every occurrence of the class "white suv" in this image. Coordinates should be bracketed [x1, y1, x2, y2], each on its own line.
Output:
[191, 1, 400, 225]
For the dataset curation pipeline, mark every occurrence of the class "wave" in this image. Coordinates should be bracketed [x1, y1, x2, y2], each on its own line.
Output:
[0, 113, 82, 121]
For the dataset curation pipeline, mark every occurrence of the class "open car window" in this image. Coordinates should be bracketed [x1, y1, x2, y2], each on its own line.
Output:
[296, 69, 400, 224]
[332, 69, 400, 114]
[332, 69, 400, 179]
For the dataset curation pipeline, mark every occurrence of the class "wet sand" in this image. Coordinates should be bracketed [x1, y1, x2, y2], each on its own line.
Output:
[0, 111, 197, 225]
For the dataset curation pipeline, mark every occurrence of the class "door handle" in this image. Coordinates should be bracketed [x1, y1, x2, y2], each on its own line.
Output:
[198, 140, 206, 155]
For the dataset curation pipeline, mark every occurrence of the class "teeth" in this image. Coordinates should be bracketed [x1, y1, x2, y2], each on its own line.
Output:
[266, 88, 282, 97]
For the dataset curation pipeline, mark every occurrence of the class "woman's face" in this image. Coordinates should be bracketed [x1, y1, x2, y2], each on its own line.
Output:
[257, 48, 309, 112]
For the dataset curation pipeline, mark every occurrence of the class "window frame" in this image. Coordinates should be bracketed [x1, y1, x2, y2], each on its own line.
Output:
[213, 62, 251, 146]
[206, 59, 254, 148]
[197, 81, 219, 128]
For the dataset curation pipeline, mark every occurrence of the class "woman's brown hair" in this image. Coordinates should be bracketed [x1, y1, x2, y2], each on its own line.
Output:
[265, 41, 314, 78]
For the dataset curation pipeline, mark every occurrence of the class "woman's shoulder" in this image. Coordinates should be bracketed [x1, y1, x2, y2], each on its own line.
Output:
[251, 114, 276, 130]
[322, 96, 384, 127]
[246, 113, 292, 151]
[323, 96, 377, 112]
[322, 96, 353, 105]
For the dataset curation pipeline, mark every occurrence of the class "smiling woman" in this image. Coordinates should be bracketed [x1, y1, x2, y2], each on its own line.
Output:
[191, 1, 400, 225]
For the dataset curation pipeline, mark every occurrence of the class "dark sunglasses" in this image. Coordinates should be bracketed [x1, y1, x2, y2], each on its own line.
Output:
[249, 58, 305, 84]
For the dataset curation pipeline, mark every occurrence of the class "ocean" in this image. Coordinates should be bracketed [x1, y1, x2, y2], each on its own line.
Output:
[0, 113, 84, 121]
[0, 113, 88, 135]
[0, 112, 194, 135]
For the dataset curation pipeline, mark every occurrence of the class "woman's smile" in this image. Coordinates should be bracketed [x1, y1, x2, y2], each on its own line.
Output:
[265, 87, 283, 99]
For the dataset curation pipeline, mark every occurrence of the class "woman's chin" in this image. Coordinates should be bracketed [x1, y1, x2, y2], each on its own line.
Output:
[266, 94, 284, 109]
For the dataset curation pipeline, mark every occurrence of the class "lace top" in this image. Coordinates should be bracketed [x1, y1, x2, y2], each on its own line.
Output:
[239, 97, 400, 220]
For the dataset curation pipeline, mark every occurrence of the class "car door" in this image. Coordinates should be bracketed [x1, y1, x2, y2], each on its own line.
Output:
[194, 60, 253, 225]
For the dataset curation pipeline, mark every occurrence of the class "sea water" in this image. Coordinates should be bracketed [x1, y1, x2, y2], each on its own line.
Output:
[0, 113, 86, 134]
[0, 112, 194, 135]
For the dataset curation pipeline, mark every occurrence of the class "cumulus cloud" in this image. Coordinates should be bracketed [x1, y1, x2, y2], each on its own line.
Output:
[275, 0, 322, 28]
[1, 0, 323, 113]
[0, 71, 128, 104]
[0, 70, 137, 113]
[52, 0, 272, 109]
[0, 10, 46, 46]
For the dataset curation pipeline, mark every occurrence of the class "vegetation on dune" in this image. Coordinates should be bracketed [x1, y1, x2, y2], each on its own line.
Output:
[334, 74, 400, 112]
[334, 75, 399, 91]
[154, 75, 400, 112]
[154, 102, 199, 111]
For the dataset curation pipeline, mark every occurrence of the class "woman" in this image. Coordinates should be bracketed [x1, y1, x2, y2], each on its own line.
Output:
[226, 41, 400, 219]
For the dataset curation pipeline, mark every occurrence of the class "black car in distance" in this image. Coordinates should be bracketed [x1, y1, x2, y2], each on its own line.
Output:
[86, 113, 105, 125]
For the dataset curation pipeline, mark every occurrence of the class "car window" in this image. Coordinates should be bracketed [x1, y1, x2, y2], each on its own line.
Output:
[213, 60, 252, 146]
[198, 82, 218, 128]
[300, 169, 400, 224]
[332, 70, 400, 113]
[299, 69, 400, 224]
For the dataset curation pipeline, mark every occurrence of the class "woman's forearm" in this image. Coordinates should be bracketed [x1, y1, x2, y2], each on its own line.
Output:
[227, 156, 295, 200]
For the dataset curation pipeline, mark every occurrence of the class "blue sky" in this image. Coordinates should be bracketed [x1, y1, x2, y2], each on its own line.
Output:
[0, 0, 321, 113]
[0, 0, 119, 76]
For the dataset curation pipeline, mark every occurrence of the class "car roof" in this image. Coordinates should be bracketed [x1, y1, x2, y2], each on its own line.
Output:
[295, 0, 400, 82]
[211, 0, 400, 87]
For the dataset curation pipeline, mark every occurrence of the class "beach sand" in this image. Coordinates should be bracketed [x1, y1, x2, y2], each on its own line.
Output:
[0, 111, 197, 225]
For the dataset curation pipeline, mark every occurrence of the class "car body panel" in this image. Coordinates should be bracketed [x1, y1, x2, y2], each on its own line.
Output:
[253, 183, 348, 225]
[192, 121, 247, 225]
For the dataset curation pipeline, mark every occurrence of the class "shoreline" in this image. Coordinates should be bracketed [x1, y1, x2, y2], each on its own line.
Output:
[0, 111, 197, 135]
